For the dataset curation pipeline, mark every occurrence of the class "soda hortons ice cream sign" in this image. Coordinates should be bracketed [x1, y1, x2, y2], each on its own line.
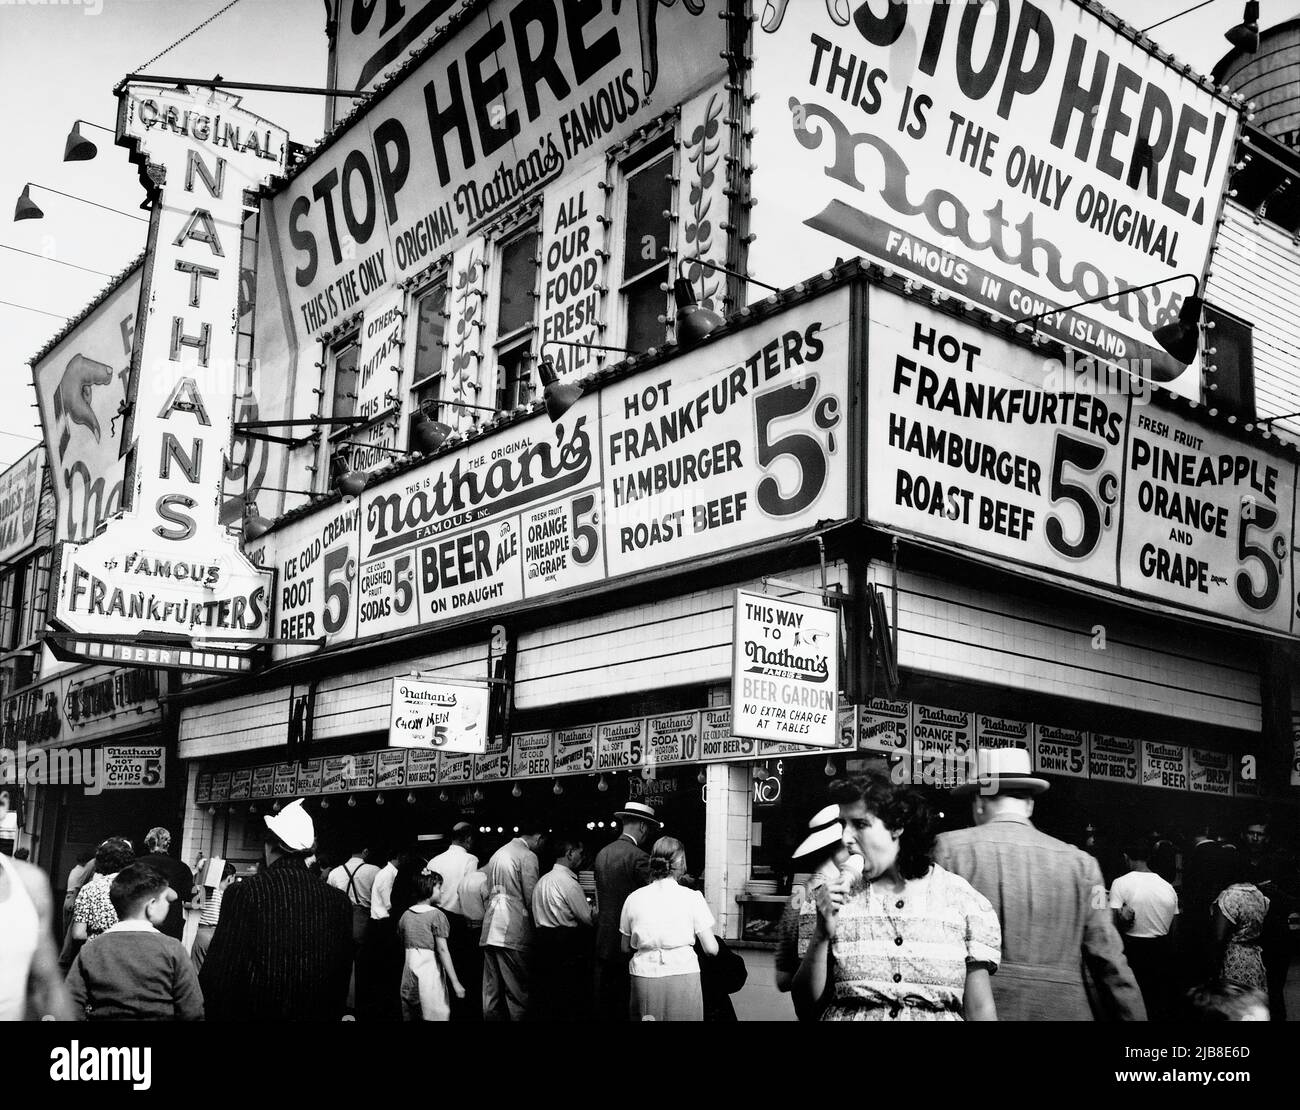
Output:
[52, 86, 286, 668]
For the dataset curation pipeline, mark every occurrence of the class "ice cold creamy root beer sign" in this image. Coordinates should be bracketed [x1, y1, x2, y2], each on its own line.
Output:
[749, 0, 1240, 398]
[732, 590, 839, 747]
[52, 86, 287, 670]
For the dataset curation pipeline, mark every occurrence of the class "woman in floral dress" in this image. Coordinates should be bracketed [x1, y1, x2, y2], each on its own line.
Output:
[792, 773, 1001, 1021]
[1213, 853, 1270, 993]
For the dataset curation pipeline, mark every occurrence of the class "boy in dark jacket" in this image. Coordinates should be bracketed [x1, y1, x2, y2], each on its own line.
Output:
[66, 862, 203, 1021]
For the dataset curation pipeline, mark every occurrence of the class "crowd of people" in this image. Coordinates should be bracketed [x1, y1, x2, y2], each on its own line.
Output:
[1, 749, 1295, 1021]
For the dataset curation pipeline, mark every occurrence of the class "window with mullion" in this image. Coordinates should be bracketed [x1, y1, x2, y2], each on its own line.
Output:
[325, 337, 360, 482]
[409, 279, 449, 449]
[494, 225, 540, 412]
[621, 145, 674, 355]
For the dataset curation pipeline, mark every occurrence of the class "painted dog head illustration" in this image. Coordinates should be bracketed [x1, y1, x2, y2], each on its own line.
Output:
[52, 353, 115, 449]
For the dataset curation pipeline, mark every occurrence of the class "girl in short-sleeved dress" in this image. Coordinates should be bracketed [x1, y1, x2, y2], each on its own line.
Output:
[1215, 882, 1270, 992]
[822, 864, 1001, 1021]
[397, 873, 464, 1021]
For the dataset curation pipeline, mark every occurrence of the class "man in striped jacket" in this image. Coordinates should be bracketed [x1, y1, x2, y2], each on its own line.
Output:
[200, 800, 354, 1021]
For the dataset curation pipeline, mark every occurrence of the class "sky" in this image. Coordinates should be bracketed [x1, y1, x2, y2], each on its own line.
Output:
[0, 0, 1296, 472]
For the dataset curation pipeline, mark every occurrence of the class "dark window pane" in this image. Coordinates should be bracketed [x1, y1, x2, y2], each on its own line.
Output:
[1203, 304, 1254, 420]
[331, 342, 359, 421]
[623, 153, 672, 282]
[626, 273, 668, 354]
[498, 230, 539, 337]
[413, 282, 448, 384]
[495, 347, 532, 411]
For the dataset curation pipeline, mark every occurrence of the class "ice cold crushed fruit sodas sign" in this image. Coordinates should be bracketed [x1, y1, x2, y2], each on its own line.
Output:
[731, 590, 839, 747]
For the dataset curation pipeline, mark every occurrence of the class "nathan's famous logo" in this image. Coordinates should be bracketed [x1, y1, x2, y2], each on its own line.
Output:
[366, 415, 593, 557]
[742, 632, 830, 684]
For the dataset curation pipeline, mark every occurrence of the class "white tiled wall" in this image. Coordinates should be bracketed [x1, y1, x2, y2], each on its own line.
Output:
[869, 565, 1262, 731]
[514, 565, 847, 709]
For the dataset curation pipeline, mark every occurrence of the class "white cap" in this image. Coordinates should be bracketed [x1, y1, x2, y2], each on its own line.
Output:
[264, 798, 315, 852]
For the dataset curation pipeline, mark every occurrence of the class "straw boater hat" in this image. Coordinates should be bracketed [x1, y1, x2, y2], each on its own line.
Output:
[263, 799, 316, 852]
[792, 804, 844, 859]
[952, 747, 1049, 795]
[613, 801, 663, 827]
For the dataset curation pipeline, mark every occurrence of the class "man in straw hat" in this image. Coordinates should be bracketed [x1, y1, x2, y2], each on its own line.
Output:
[200, 799, 354, 1021]
[934, 747, 1146, 1021]
[593, 800, 661, 1021]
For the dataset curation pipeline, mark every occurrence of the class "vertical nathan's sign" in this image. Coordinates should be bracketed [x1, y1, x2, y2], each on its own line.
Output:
[732, 589, 838, 748]
[51, 85, 287, 671]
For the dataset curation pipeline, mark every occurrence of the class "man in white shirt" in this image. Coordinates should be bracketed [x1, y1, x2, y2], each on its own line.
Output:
[326, 846, 380, 1013]
[1110, 836, 1179, 1021]
[455, 858, 489, 1022]
[427, 824, 478, 1019]
[531, 837, 593, 1021]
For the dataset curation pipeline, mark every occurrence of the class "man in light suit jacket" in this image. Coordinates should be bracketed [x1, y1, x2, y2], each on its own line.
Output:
[480, 823, 545, 1021]
[934, 748, 1146, 1021]
[593, 801, 660, 1021]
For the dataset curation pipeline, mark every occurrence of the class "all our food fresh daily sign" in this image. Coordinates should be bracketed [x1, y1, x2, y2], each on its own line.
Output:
[51, 85, 286, 671]
[749, 0, 1239, 399]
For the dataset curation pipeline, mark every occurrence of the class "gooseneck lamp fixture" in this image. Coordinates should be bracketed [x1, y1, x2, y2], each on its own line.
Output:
[1010, 273, 1204, 365]
[673, 257, 786, 348]
[1225, 2, 1261, 52]
[62, 120, 116, 163]
[14, 182, 149, 223]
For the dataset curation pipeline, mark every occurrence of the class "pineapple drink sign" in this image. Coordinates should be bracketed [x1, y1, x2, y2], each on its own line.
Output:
[51, 85, 287, 671]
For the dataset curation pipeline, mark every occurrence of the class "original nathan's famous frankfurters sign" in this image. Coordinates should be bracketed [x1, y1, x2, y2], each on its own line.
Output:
[51, 85, 288, 672]
[749, 0, 1240, 400]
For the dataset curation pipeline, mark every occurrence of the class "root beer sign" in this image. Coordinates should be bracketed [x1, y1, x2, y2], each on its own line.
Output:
[750, 0, 1240, 399]
[867, 288, 1300, 636]
[51, 85, 287, 670]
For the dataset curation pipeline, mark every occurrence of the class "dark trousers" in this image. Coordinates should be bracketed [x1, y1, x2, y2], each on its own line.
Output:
[595, 955, 632, 1023]
[450, 918, 483, 1021]
[531, 926, 593, 1022]
[358, 917, 401, 1021]
[1124, 935, 1176, 1022]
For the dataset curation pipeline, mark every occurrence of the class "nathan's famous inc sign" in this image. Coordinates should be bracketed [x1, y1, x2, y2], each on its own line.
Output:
[51, 86, 287, 669]
[274, 0, 720, 341]
[0, 447, 44, 563]
[867, 287, 1299, 636]
[750, 0, 1240, 399]
[266, 290, 852, 658]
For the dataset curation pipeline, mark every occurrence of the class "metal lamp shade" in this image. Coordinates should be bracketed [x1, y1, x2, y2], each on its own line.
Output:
[537, 356, 583, 421]
[673, 277, 724, 348]
[1152, 296, 1204, 365]
[63, 123, 98, 162]
[14, 185, 43, 221]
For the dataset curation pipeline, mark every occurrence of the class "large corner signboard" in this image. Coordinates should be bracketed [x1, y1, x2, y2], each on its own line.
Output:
[267, 289, 851, 659]
[749, 0, 1240, 399]
[50, 85, 287, 672]
[277, 0, 721, 345]
[867, 284, 1299, 637]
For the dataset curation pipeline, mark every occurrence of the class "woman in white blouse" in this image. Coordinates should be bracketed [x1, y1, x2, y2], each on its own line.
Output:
[619, 836, 718, 1021]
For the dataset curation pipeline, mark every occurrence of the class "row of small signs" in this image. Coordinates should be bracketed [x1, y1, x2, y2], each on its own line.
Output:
[861, 700, 1255, 797]
[193, 705, 859, 804]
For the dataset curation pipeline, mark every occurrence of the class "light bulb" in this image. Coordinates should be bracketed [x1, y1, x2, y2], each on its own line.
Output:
[473, 788, 484, 802]
[697, 769, 707, 785]
[272, 801, 281, 812]
[511, 783, 522, 798]
[553, 781, 564, 795]
[597, 774, 608, 792]
[375, 793, 385, 805]
[347, 795, 357, 807]
[208, 806, 216, 816]
[439, 790, 450, 803]
[248, 804, 257, 815]
[823, 757, 836, 777]
[406, 792, 416, 805]
[321, 799, 330, 809]
[497, 826, 505, 834]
